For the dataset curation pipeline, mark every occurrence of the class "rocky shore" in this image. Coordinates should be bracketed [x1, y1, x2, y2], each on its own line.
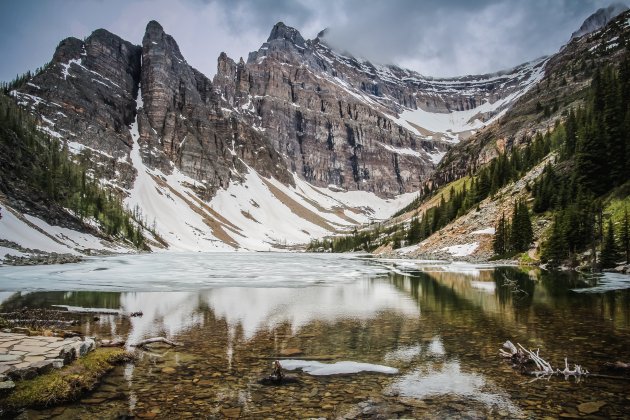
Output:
[0, 331, 95, 390]
[2, 253, 84, 266]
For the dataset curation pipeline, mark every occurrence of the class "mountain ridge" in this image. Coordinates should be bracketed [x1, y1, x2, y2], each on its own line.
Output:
[571, 2, 628, 40]
[2, 8, 618, 257]
[314, 8, 630, 265]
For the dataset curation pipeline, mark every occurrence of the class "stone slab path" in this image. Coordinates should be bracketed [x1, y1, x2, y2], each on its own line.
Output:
[0, 332, 94, 380]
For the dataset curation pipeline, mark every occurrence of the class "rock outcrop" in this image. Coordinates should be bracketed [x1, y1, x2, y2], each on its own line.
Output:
[137, 20, 290, 198]
[571, 2, 628, 40]
[13, 29, 141, 190]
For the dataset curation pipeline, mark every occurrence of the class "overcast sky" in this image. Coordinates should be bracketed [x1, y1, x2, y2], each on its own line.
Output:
[0, 0, 623, 82]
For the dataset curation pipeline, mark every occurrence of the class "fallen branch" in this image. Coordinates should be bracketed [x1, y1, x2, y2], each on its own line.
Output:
[99, 339, 126, 347]
[500, 340, 588, 379]
[129, 337, 182, 348]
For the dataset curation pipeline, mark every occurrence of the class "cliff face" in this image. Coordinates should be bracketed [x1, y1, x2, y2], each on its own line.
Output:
[213, 22, 545, 196]
[13, 29, 141, 189]
[8, 20, 547, 250]
[137, 21, 291, 199]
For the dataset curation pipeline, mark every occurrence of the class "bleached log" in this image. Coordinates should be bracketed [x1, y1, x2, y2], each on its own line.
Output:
[99, 339, 126, 347]
[561, 357, 589, 377]
[517, 343, 554, 375]
[500, 340, 518, 358]
[129, 337, 182, 348]
[500, 340, 589, 379]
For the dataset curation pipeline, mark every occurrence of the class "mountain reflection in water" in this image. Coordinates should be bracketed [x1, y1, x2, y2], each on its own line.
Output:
[1, 254, 629, 418]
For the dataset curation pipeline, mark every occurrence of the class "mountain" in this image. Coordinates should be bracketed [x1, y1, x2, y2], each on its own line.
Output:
[1, 19, 550, 255]
[571, 2, 628, 40]
[319, 9, 630, 265]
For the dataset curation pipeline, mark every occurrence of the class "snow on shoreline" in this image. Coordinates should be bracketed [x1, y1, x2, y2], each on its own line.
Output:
[440, 242, 479, 257]
[572, 272, 630, 293]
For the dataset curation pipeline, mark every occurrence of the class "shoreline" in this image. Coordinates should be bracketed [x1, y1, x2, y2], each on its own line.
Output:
[1, 247, 628, 277]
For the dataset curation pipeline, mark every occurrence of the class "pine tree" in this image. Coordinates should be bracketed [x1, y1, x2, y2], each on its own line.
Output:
[519, 200, 534, 250]
[407, 216, 421, 244]
[575, 119, 608, 195]
[493, 212, 508, 255]
[508, 199, 534, 252]
[564, 109, 577, 157]
[620, 209, 629, 264]
[476, 170, 491, 202]
[509, 201, 520, 252]
[419, 213, 429, 238]
[542, 215, 567, 267]
[600, 219, 620, 269]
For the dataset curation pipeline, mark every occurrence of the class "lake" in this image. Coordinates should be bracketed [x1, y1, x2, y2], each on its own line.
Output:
[1, 253, 629, 418]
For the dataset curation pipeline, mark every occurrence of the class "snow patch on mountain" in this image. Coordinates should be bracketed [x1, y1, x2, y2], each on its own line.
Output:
[393, 58, 547, 142]
[0, 203, 125, 260]
[124, 89, 417, 251]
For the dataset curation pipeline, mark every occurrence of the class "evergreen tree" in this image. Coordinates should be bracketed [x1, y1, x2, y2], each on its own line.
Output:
[622, 209, 630, 264]
[575, 119, 608, 195]
[600, 219, 620, 269]
[564, 109, 577, 157]
[407, 216, 422, 244]
[542, 215, 568, 267]
[509, 199, 534, 252]
[475, 170, 491, 202]
[421, 212, 431, 238]
[519, 200, 533, 250]
[493, 212, 508, 255]
[509, 201, 520, 251]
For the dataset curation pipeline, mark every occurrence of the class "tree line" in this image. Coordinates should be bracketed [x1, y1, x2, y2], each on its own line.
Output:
[0, 92, 146, 248]
[532, 57, 630, 268]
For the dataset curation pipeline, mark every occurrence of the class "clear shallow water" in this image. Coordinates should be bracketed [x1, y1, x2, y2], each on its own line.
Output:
[1, 254, 630, 418]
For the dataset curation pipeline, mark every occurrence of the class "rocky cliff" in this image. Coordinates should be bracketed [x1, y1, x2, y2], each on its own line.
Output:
[214, 22, 545, 196]
[6, 20, 547, 251]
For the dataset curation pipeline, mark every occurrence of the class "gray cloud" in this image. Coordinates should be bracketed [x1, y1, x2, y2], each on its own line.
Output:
[0, 0, 618, 82]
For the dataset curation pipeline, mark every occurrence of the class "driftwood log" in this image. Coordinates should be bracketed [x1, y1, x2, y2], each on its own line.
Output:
[500, 340, 588, 379]
[99, 339, 126, 347]
[99, 337, 181, 349]
[129, 337, 182, 348]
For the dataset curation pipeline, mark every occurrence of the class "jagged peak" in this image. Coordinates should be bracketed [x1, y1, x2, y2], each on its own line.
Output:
[267, 21, 305, 47]
[316, 28, 329, 40]
[88, 28, 120, 40]
[143, 20, 167, 45]
[146, 20, 164, 35]
[52, 36, 84, 63]
[571, 2, 629, 39]
[142, 20, 185, 61]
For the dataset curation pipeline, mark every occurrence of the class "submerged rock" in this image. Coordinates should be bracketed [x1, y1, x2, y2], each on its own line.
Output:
[0, 380, 15, 391]
[577, 401, 606, 414]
